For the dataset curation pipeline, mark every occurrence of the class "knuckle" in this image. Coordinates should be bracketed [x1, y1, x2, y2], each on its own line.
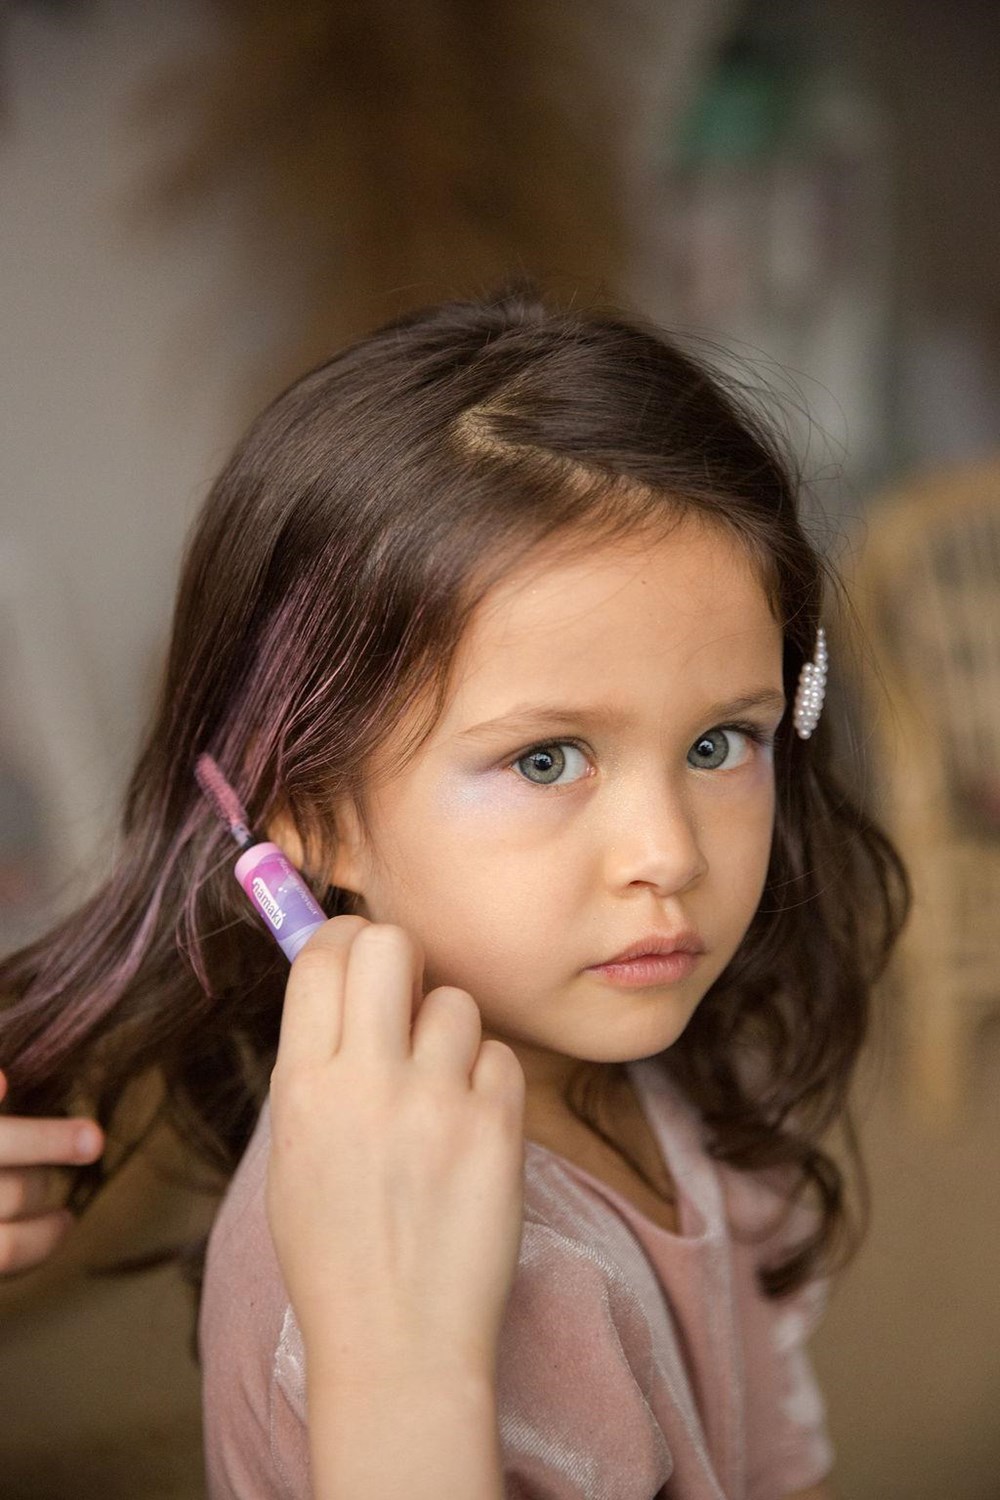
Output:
[287, 947, 339, 983]
[423, 986, 480, 1028]
[356, 921, 404, 946]
[324, 913, 370, 944]
[405, 1083, 461, 1144]
[429, 984, 476, 1008]
[294, 913, 367, 960]
[479, 1039, 527, 1089]
[270, 1059, 315, 1107]
[357, 923, 421, 964]
[328, 912, 369, 934]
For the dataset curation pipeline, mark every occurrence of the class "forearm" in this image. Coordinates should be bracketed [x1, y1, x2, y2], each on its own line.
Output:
[305, 1353, 504, 1500]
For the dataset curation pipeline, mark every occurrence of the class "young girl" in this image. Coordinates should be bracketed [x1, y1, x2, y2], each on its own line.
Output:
[1, 283, 910, 1498]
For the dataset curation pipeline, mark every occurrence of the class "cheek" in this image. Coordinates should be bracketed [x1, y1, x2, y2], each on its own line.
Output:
[750, 816, 777, 906]
[429, 768, 570, 860]
[418, 764, 491, 831]
[424, 788, 557, 935]
[705, 775, 776, 896]
[434, 764, 533, 818]
[395, 779, 565, 980]
[371, 775, 530, 932]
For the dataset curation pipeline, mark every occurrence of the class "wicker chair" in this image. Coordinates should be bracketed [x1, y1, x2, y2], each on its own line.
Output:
[843, 457, 1000, 1129]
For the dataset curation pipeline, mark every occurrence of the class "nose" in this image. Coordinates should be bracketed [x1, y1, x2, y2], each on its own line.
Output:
[600, 771, 708, 898]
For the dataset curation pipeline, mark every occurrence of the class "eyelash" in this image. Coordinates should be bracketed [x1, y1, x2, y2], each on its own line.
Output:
[501, 721, 777, 789]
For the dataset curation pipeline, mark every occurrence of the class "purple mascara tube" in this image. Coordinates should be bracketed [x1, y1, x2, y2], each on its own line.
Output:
[194, 754, 328, 964]
[233, 840, 327, 963]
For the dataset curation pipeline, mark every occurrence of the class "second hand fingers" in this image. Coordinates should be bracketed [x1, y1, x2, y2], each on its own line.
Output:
[0, 1116, 104, 1170]
[0, 1209, 74, 1278]
[0, 1167, 66, 1222]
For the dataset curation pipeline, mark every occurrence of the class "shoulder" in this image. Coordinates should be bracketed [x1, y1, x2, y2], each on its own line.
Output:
[647, 1061, 823, 1264]
[638, 1062, 835, 1349]
[498, 1189, 678, 1496]
[520, 1139, 675, 1332]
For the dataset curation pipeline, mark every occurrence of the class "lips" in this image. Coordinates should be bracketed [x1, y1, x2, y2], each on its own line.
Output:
[589, 931, 705, 967]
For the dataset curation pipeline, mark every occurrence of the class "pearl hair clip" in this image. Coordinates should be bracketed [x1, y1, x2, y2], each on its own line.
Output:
[793, 626, 828, 740]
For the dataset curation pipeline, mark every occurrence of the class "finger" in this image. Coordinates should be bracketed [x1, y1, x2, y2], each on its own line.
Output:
[340, 923, 424, 1061]
[0, 1070, 7, 1107]
[0, 1166, 65, 1221]
[471, 1039, 527, 1110]
[0, 1209, 74, 1277]
[411, 987, 483, 1078]
[276, 914, 369, 1071]
[0, 1115, 104, 1170]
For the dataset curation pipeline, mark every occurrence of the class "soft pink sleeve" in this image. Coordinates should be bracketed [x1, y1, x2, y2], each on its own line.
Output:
[721, 1165, 836, 1499]
[496, 1218, 674, 1499]
[262, 1213, 675, 1500]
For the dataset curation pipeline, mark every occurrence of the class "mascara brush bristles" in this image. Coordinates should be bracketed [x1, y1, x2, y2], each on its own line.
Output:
[194, 753, 257, 850]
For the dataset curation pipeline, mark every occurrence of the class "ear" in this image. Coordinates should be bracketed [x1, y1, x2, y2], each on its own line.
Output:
[265, 801, 367, 898]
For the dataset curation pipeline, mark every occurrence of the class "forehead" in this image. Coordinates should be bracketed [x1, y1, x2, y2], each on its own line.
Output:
[439, 520, 780, 724]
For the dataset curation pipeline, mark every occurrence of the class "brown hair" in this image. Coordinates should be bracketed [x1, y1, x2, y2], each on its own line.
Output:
[1, 279, 910, 1299]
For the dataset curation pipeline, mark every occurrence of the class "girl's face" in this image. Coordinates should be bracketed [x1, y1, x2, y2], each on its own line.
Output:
[296, 517, 785, 1115]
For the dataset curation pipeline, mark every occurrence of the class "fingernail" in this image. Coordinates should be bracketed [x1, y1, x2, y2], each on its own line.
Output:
[75, 1125, 103, 1159]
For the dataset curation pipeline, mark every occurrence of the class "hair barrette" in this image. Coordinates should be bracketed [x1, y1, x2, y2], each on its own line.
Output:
[793, 625, 827, 740]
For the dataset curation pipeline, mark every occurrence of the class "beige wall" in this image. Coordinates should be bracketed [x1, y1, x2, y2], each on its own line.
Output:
[1, 0, 290, 912]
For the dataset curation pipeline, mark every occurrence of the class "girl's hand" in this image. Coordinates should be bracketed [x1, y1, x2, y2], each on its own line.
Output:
[0, 1069, 104, 1276]
[265, 914, 527, 1385]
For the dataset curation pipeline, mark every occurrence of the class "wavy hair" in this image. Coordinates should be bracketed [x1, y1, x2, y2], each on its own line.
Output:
[1, 280, 910, 1299]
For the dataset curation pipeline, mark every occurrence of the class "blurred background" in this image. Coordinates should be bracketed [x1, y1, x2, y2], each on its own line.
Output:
[1, 1, 998, 1496]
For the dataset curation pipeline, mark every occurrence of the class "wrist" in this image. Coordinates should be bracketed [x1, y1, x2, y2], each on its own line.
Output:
[305, 1357, 503, 1500]
[301, 1320, 499, 1393]
[305, 1334, 498, 1403]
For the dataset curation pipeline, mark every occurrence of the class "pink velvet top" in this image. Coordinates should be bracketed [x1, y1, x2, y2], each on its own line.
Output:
[200, 1055, 835, 1499]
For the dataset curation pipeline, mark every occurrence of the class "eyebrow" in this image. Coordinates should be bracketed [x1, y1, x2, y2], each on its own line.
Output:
[456, 689, 788, 741]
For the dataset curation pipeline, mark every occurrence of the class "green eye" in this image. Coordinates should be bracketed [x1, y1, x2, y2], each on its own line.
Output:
[688, 723, 773, 770]
[506, 722, 775, 791]
[510, 741, 589, 787]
